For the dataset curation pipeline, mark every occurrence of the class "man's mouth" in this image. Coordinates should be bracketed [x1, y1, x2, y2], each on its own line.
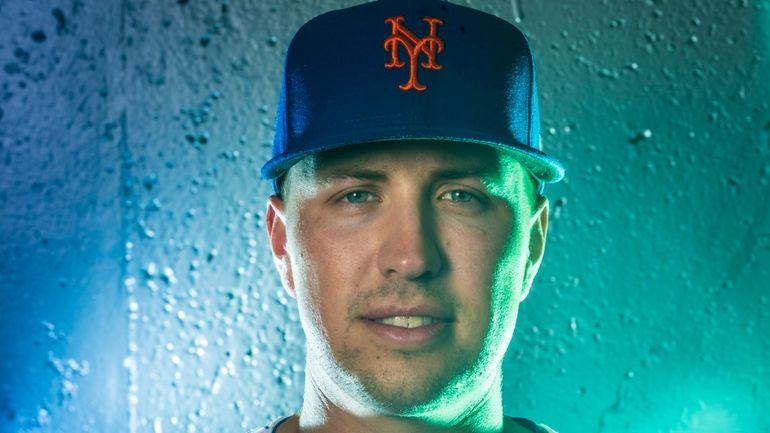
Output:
[359, 305, 453, 347]
[362, 315, 450, 347]
[371, 316, 440, 328]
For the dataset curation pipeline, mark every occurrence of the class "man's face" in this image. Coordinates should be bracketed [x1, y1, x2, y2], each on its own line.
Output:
[266, 141, 548, 415]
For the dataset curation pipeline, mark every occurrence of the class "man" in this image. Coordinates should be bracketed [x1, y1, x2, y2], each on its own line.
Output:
[258, 0, 564, 432]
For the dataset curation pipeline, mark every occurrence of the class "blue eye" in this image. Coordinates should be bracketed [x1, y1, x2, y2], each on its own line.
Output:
[444, 190, 474, 202]
[344, 191, 371, 203]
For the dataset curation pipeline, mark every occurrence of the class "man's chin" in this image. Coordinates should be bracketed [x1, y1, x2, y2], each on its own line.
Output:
[330, 340, 482, 414]
[350, 362, 468, 415]
[358, 381, 447, 414]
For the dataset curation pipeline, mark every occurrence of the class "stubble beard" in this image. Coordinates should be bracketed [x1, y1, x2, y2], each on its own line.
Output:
[333, 339, 480, 415]
[325, 281, 488, 416]
[304, 280, 496, 417]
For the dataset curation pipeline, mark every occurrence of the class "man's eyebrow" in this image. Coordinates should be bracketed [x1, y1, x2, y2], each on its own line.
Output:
[429, 167, 496, 181]
[315, 166, 497, 185]
[316, 168, 389, 184]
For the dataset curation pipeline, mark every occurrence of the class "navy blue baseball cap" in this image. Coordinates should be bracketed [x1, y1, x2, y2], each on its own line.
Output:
[261, 0, 564, 190]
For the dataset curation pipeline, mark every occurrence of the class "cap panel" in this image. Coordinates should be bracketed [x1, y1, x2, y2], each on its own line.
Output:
[263, 0, 564, 185]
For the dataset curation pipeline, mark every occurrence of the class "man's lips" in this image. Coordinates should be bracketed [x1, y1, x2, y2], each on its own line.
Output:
[370, 316, 440, 328]
[359, 304, 454, 322]
[358, 304, 454, 347]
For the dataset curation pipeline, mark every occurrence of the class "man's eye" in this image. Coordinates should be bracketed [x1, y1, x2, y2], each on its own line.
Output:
[343, 191, 372, 203]
[442, 190, 475, 202]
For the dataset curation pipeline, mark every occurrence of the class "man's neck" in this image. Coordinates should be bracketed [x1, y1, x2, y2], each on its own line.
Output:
[293, 363, 508, 433]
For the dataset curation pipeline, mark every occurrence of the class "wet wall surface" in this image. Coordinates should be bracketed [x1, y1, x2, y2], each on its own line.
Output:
[1, 0, 768, 432]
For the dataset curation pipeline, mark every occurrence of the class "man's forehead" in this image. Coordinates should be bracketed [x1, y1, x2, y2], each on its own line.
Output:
[281, 140, 537, 203]
[300, 140, 505, 180]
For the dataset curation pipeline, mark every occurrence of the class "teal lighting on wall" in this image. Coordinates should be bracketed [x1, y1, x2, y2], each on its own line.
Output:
[760, 0, 770, 70]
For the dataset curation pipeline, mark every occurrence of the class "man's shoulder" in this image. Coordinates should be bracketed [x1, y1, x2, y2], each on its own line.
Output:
[536, 423, 558, 433]
[248, 415, 293, 433]
[252, 415, 557, 433]
[508, 416, 559, 433]
[246, 424, 271, 433]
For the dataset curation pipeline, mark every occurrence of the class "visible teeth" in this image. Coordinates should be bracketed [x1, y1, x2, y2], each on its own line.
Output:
[373, 316, 438, 328]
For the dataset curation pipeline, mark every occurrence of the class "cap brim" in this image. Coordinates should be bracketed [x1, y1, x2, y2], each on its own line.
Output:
[261, 136, 564, 184]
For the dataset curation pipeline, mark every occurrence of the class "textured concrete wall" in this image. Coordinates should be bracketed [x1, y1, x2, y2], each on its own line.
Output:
[0, 0, 126, 431]
[1, 0, 768, 432]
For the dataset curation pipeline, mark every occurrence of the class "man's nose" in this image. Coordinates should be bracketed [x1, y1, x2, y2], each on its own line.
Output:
[376, 200, 443, 281]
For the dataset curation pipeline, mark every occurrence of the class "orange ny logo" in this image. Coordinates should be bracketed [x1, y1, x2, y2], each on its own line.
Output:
[384, 16, 444, 91]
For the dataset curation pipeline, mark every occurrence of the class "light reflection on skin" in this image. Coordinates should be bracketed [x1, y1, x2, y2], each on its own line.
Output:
[266, 140, 549, 433]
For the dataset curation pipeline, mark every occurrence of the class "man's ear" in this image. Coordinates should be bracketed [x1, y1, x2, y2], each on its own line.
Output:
[520, 196, 549, 302]
[266, 195, 296, 297]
